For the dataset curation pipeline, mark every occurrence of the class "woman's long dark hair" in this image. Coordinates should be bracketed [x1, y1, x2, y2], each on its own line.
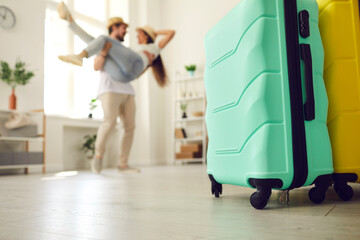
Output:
[144, 32, 168, 88]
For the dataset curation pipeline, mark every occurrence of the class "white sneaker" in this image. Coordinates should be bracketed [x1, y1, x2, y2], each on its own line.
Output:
[117, 166, 141, 173]
[57, 1, 71, 21]
[58, 54, 83, 66]
[4, 112, 36, 129]
[91, 157, 102, 174]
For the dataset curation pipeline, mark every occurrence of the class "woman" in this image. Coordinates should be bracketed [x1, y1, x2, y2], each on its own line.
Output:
[58, 3, 175, 87]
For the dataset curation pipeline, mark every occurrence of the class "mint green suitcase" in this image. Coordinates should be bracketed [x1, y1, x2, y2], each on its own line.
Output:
[204, 0, 334, 209]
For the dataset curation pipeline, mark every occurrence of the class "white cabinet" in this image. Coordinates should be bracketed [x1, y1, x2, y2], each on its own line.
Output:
[0, 109, 46, 173]
[172, 74, 207, 164]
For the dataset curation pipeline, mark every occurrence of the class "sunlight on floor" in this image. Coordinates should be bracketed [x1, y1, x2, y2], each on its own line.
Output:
[41, 171, 78, 181]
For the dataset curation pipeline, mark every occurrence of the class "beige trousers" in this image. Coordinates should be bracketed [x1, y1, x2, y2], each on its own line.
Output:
[95, 93, 136, 166]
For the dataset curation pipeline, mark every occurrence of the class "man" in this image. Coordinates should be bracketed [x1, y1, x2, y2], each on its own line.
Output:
[58, 2, 152, 173]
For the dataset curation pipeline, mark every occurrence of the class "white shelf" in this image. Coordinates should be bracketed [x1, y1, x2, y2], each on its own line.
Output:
[0, 109, 17, 114]
[0, 136, 44, 142]
[172, 71, 207, 165]
[175, 137, 203, 142]
[174, 117, 204, 123]
[0, 164, 43, 170]
[176, 75, 204, 82]
[0, 109, 46, 173]
[175, 96, 204, 102]
[0, 109, 43, 115]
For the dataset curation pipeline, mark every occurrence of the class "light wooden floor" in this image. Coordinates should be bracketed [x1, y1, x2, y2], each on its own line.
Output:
[0, 165, 359, 240]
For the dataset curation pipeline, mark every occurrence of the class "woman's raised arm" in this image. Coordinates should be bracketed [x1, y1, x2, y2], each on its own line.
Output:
[156, 29, 176, 49]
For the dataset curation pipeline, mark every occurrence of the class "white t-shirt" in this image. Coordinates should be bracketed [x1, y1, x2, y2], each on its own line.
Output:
[97, 71, 135, 98]
[137, 39, 162, 69]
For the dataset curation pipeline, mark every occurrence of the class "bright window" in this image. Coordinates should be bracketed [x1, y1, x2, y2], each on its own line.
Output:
[44, 0, 129, 119]
[74, 0, 106, 22]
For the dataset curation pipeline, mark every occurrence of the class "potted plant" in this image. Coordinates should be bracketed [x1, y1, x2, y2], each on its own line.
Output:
[185, 64, 196, 77]
[0, 60, 35, 110]
[180, 103, 188, 118]
[81, 134, 97, 160]
[88, 99, 98, 118]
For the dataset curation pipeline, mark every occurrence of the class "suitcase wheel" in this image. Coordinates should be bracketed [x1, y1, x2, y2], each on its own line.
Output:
[332, 173, 356, 201]
[309, 175, 332, 204]
[250, 189, 271, 210]
[334, 184, 353, 201]
[209, 174, 222, 198]
[213, 187, 221, 198]
[308, 187, 326, 204]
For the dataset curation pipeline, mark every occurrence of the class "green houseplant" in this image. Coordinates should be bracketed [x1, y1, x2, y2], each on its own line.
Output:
[81, 134, 97, 159]
[185, 64, 196, 77]
[180, 103, 188, 118]
[88, 99, 98, 118]
[0, 60, 34, 110]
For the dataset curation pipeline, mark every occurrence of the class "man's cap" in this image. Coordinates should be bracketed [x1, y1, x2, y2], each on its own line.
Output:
[107, 17, 129, 29]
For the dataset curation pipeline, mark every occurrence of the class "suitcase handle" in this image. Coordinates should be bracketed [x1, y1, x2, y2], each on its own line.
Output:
[300, 44, 315, 121]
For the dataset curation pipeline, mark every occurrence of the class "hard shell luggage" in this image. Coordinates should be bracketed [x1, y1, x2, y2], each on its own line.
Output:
[317, 0, 360, 200]
[204, 0, 334, 209]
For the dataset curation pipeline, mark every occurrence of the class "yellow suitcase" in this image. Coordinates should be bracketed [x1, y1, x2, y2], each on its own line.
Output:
[318, 0, 360, 200]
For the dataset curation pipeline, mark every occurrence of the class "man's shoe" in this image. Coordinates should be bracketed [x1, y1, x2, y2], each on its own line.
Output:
[58, 54, 83, 66]
[117, 166, 141, 173]
[91, 157, 102, 174]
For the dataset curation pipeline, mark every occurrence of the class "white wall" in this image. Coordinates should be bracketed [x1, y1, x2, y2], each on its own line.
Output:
[161, 0, 240, 72]
[127, 0, 169, 166]
[143, 0, 241, 163]
[0, 0, 45, 111]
